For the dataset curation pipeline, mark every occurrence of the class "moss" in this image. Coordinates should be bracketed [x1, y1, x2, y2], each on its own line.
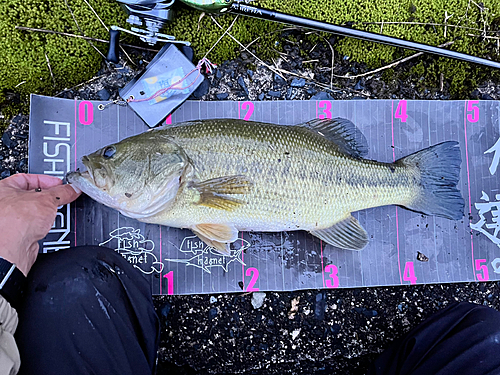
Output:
[0, 0, 499, 115]
[0, 0, 126, 112]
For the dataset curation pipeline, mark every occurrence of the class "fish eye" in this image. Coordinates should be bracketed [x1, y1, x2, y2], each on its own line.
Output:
[102, 146, 116, 159]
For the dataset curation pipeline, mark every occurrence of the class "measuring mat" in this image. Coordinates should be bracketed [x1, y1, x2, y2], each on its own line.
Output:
[28, 94, 500, 295]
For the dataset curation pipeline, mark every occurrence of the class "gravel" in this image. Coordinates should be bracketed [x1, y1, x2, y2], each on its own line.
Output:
[1, 30, 500, 374]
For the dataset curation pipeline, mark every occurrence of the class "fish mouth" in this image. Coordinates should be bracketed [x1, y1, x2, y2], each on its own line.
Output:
[66, 155, 94, 186]
[66, 169, 92, 185]
[81, 156, 95, 182]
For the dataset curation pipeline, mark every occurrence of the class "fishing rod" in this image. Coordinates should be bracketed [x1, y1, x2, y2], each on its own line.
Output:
[180, 0, 500, 70]
[107, 0, 500, 69]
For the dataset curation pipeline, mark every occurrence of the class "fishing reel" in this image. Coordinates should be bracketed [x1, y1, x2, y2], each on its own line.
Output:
[107, 0, 190, 63]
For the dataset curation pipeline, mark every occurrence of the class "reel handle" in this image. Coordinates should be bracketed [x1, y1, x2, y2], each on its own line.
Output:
[106, 28, 121, 63]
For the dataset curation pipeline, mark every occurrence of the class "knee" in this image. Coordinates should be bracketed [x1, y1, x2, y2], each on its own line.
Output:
[24, 246, 151, 305]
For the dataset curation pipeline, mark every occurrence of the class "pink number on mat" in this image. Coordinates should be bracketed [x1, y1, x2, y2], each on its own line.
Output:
[475, 259, 490, 281]
[163, 271, 174, 295]
[395, 100, 408, 123]
[403, 262, 417, 284]
[325, 264, 339, 288]
[467, 100, 479, 123]
[78, 101, 94, 125]
[165, 114, 172, 125]
[318, 100, 332, 119]
[245, 267, 259, 291]
[242, 101, 254, 121]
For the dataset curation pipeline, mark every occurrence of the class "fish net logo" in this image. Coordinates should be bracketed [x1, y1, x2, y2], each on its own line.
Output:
[99, 227, 164, 274]
[165, 235, 249, 274]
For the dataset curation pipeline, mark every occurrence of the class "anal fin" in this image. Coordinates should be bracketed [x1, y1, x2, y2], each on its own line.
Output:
[311, 215, 368, 250]
[192, 223, 239, 256]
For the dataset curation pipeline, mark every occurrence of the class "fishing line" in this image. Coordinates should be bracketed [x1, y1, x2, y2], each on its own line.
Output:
[116, 14, 239, 106]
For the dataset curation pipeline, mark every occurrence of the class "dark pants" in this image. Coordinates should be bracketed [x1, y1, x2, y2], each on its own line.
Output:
[369, 301, 500, 375]
[12, 245, 500, 375]
[15, 246, 159, 375]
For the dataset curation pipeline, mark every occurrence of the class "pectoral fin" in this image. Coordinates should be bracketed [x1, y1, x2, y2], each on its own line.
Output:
[192, 223, 239, 256]
[194, 175, 253, 211]
[311, 215, 368, 250]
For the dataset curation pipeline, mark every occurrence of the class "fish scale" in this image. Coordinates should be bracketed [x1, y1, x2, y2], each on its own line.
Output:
[67, 118, 463, 253]
[148, 120, 418, 230]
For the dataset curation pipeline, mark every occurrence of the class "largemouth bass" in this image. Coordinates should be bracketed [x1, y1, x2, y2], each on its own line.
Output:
[66, 118, 464, 254]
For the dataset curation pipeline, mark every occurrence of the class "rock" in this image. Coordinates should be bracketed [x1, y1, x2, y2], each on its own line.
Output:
[247, 69, 254, 78]
[353, 307, 378, 317]
[210, 296, 217, 303]
[192, 79, 210, 99]
[237, 76, 249, 97]
[161, 301, 172, 319]
[286, 87, 297, 100]
[291, 328, 301, 340]
[310, 92, 334, 101]
[274, 73, 286, 85]
[1, 132, 12, 149]
[216, 92, 229, 100]
[268, 90, 281, 98]
[17, 158, 27, 171]
[314, 292, 326, 320]
[97, 88, 111, 101]
[258, 93, 265, 101]
[354, 80, 365, 91]
[209, 307, 218, 320]
[482, 93, 494, 100]
[330, 323, 341, 335]
[215, 69, 222, 79]
[251, 292, 266, 309]
[291, 78, 306, 88]
[0, 169, 11, 179]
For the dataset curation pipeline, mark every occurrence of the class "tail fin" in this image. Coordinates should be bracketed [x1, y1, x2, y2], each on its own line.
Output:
[399, 141, 464, 220]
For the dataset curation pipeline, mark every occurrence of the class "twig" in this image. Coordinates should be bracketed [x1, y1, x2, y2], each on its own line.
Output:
[202, 15, 240, 59]
[81, 0, 134, 65]
[55, 75, 102, 97]
[314, 32, 335, 89]
[64, 0, 106, 60]
[444, 11, 453, 38]
[82, 0, 108, 31]
[353, 21, 497, 34]
[467, 33, 500, 40]
[244, 27, 298, 50]
[209, 16, 369, 97]
[45, 53, 56, 88]
[14, 26, 159, 52]
[321, 41, 454, 80]
[209, 15, 287, 80]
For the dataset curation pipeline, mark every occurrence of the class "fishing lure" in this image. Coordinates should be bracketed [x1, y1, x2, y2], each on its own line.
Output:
[178, 0, 233, 13]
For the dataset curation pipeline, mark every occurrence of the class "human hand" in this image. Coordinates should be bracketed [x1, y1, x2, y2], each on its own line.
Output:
[0, 174, 81, 276]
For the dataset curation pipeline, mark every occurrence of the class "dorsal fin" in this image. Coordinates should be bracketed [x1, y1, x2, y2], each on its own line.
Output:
[303, 118, 369, 158]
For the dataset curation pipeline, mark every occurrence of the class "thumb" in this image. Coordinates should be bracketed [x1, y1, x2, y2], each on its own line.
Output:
[46, 184, 82, 206]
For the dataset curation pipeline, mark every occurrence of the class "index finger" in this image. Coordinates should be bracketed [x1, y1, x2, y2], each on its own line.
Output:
[4, 173, 63, 190]
[46, 184, 82, 205]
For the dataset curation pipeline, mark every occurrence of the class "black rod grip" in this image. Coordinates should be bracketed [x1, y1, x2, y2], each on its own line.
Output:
[106, 29, 120, 63]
